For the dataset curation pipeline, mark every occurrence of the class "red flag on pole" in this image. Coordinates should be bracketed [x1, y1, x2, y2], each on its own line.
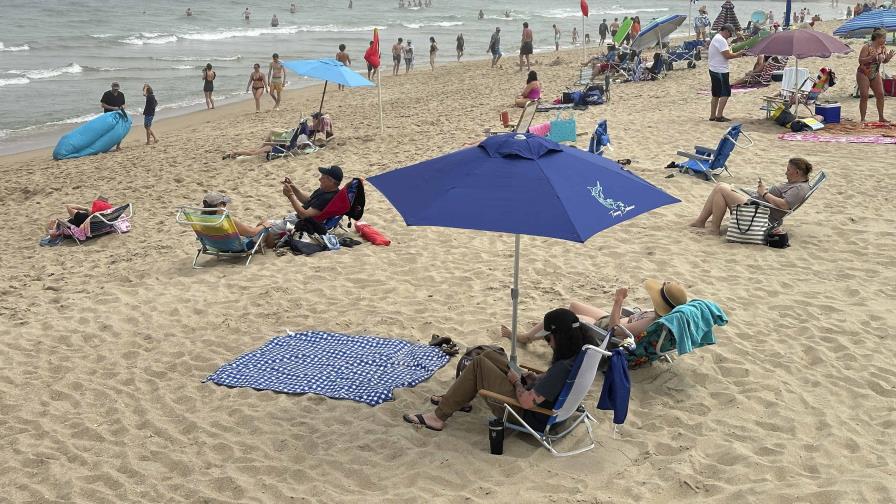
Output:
[580, 0, 589, 17]
[365, 27, 381, 69]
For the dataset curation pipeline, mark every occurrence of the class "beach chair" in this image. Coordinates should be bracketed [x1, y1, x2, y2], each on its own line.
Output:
[668, 123, 754, 181]
[577, 65, 594, 86]
[55, 203, 133, 245]
[312, 177, 366, 233]
[665, 39, 702, 70]
[740, 170, 827, 228]
[487, 101, 538, 136]
[761, 66, 811, 118]
[478, 338, 612, 457]
[175, 207, 268, 268]
[610, 300, 727, 369]
[587, 119, 610, 156]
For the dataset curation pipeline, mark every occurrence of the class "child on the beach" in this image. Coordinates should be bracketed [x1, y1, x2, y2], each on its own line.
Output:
[142, 84, 158, 145]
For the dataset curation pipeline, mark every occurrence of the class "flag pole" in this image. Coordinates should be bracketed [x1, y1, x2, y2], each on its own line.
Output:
[377, 69, 383, 133]
[688, 1, 693, 38]
[582, 15, 586, 59]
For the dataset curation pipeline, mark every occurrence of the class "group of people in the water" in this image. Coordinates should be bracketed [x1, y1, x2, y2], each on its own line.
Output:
[399, 0, 432, 8]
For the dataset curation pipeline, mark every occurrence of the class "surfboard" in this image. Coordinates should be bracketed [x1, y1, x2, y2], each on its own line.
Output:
[53, 110, 132, 160]
[612, 18, 633, 46]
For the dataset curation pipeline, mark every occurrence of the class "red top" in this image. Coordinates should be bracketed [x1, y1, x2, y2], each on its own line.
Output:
[91, 199, 113, 214]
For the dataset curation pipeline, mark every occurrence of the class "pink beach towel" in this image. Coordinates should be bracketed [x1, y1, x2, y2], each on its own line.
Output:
[528, 121, 551, 137]
[778, 132, 896, 144]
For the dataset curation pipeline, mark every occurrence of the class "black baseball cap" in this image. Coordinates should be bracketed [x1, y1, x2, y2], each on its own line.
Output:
[318, 165, 343, 183]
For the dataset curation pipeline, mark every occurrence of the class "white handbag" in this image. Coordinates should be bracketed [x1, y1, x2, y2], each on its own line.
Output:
[726, 204, 769, 245]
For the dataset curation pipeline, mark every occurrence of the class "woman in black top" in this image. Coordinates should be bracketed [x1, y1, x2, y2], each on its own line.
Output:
[142, 84, 158, 144]
[202, 63, 216, 109]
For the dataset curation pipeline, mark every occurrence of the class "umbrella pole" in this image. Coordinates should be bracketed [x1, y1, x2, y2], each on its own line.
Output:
[319, 81, 328, 114]
[793, 56, 799, 121]
[509, 233, 523, 374]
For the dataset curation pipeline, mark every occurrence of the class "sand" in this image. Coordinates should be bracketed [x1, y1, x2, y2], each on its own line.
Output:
[1, 21, 894, 503]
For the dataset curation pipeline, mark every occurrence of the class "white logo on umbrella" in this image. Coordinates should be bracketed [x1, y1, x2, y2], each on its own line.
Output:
[588, 180, 635, 217]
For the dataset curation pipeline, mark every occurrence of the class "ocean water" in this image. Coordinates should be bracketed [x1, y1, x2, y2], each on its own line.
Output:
[0, 0, 844, 153]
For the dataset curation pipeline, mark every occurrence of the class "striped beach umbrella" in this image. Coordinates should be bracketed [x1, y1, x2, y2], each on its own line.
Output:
[712, 0, 741, 32]
[834, 9, 896, 38]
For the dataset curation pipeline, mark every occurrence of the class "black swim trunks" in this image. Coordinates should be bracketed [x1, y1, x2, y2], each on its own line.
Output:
[520, 41, 533, 55]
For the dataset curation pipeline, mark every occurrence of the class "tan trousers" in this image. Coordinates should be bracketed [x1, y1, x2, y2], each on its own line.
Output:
[434, 349, 522, 421]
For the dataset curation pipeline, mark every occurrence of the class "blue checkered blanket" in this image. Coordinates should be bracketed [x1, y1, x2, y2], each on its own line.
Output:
[207, 331, 450, 406]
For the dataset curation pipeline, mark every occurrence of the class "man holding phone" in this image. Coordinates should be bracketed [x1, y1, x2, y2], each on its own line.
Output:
[268, 166, 344, 240]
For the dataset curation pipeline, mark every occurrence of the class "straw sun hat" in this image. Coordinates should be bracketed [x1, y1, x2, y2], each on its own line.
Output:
[644, 279, 688, 316]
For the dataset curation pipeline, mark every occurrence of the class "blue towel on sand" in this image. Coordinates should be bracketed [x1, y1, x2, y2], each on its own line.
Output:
[655, 299, 728, 355]
[207, 331, 450, 406]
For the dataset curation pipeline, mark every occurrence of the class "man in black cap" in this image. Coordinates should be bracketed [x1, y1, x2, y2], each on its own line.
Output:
[100, 82, 126, 150]
[281, 165, 343, 222]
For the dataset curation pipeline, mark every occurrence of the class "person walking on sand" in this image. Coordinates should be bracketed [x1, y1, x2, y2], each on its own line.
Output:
[403, 40, 414, 72]
[243, 7, 250, 21]
[246, 63, 267, 113]
[202, 63, 216, 109]
[707, 24, 743, 122]
[142, 84, 158, 145]
[456, 33, 465, 61]
[519, 22, 533, 72]
[488, 27, 502, 67]
[599, 19, 608, 46]
[100, 81, 125, 150]
[392, 38, 404, 76]
[857, 31, 895, 123]
[553, 24, 560, 51]
[268, 53, 287, 110]
[336, 44, 351, 90]
[429, 36, 438, 70]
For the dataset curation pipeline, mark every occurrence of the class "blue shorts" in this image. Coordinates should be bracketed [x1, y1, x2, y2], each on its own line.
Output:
[144, 115, 154, 128]
[709, 71, 731, 98]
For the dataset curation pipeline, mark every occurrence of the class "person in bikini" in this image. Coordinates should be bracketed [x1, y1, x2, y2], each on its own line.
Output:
[501, 280, 688, 346]
[857, 31, 895, 123]
[514, 70, 541, 107]
[268, 53, 287, 111]
[246, 63, 267, 113]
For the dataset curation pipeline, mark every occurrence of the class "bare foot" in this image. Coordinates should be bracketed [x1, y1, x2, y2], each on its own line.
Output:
[500, 325, 529, 344]
[880, 118, 891, 124]
[709, 226, 722, 236]
[153, 139, 159, 144]
[688, 220, 706, 228]
[145, 142, 151, 145]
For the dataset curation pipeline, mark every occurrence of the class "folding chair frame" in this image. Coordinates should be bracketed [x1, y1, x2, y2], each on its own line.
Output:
[175, 207, 267, 268]
[55, 203, 133, 246]
[673, 127, 754, 182]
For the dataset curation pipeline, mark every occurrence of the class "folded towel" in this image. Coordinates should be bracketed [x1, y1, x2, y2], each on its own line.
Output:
[655, 299, 728, 355]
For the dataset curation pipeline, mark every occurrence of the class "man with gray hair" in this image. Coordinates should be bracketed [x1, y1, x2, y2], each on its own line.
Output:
[707, 24, 744, 122]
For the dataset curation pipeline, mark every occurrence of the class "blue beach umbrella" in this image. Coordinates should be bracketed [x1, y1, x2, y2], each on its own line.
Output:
[281, 58, 374, 113]
[368, 133, 680, 369]
[630, 14, 687, 52]
[835, 9, 896, 38]
[784, 0, 792, 30]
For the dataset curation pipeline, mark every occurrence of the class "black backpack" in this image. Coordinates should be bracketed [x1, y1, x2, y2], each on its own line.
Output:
[345, 177, 366, 223]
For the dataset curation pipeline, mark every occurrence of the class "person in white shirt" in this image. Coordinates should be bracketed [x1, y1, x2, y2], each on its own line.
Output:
[707, 24, 744, 122]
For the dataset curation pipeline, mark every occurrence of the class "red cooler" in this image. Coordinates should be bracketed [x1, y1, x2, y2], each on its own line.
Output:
[884, 78, 896, 97]
[815, 103, 841, 124]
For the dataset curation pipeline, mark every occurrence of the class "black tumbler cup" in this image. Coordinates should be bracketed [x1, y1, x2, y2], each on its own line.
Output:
[488, 418, 505, 455]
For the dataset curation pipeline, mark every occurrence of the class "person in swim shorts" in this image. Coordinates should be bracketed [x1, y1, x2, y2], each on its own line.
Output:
[268, 53, 286, 111]
[519, 21, 533, 72]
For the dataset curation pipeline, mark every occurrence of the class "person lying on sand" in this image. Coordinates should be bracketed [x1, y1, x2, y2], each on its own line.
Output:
[689, 157, 813, 235]
[46, 196, 113, 238]
[500, 280, 688, 345]
[403, 308, 585, 432]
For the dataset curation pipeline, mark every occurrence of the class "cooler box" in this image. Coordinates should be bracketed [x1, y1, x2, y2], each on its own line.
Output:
[884, 78, 896, 97]
[815, 103, 841, 124]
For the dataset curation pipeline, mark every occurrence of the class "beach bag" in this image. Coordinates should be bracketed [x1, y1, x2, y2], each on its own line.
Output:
[772, 105, 796, 127]
[583, 89, 604, 105]
[766, 227, 791, 249]
[561, 90, 582, 104]
[726, 203, 770, 245]
[547, 112, 576, 143]
[456, 345, 506, 378]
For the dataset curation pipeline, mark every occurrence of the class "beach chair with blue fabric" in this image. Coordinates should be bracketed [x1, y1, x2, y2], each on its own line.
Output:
[665, 39, 703, 70]
[588, 120, 610, 156]
[175, 207, 268, 268]
[478, 331, 612, 457]
[612, 300, 727, 369]
[667, 123, 753, 181]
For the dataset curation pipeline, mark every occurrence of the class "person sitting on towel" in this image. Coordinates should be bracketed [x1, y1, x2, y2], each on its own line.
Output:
[46, 195, 114, 238]
[689, 157, 813, 235]
[269, 165, 343, 238]
[501, 279, 688, 345]
[402, 308, 586, 432]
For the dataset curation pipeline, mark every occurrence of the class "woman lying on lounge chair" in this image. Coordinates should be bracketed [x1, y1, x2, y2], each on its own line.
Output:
[403, 308, 586, 432]
[500, 279, 688, 345]
[46, 195, 113, 238]
[689, 157, 813, 235]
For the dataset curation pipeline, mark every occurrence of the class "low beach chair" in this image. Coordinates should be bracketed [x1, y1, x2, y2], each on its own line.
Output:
[761, 66, 811, 118]
[588, 119, 610, 156]
[739, 170, 827, 228]
[668, 123, 753, 181]
[175, 207, 267, 268]
[486, 100, 538, 136]
[611, 300, 727, 369]
[479, 338, 612, 457]
[665, 39, 702, 70]
[55, 203, 133, 245]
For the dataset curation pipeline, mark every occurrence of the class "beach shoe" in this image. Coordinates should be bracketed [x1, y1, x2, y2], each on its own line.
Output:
[430, 396, 473, 413]
[616, 158, 632, 166]
[403, 413, 443, 431]
[429, 334, 453, 347]
[440, 342, 460, 356]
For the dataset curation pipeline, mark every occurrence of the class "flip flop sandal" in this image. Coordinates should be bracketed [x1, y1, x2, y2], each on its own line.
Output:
[430, 396, 473, 413]
[616, 158, 632, 166]
[402, 413, 443, 431]
[429, 334, 454, 347]
[440, 343, 460, 356]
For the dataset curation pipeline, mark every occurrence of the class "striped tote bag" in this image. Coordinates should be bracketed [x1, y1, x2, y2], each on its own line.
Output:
[726, 204, 769, 245]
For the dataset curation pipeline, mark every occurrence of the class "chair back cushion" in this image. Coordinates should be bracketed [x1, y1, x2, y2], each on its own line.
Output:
[88, 204, 131, 237]
[181, 210, 246, 252]
[549, 345, 605, 425]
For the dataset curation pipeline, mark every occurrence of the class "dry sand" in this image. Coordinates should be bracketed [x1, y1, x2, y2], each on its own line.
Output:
[1, 21, 894, 503]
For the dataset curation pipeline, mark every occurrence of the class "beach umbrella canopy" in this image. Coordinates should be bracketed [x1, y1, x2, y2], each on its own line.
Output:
[713, 0, 741, 32]
[630, 14, 687, 52]
[751, 10, 768, 26]
[282, 58, 373, 113]
[367, 133, 680, 369]
[834, 9, 896, 38]
[745, 29, 853, 59]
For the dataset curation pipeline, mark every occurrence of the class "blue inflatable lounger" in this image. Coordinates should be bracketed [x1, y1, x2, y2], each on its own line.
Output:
[53, 110, 132, 160]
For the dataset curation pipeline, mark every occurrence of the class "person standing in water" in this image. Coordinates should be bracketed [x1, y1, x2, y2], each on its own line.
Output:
[202, 63, 216, 109]
[336, 44, 351, 90]
[268, 53, 286, 111]
[243, 7, 250, 21]
[519, 22, 533, 72]
[429, 37, 438, 70]
[456, 33, 465, 61]
[185, 8, 192, 16]
[290, 3, 296, 13]
[478, 9, 484, 20]
[553, 24, 560, 51]
[348, 0, 353, 8]
[271, 14, 279, 27]
[404, 40, 414, 72]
